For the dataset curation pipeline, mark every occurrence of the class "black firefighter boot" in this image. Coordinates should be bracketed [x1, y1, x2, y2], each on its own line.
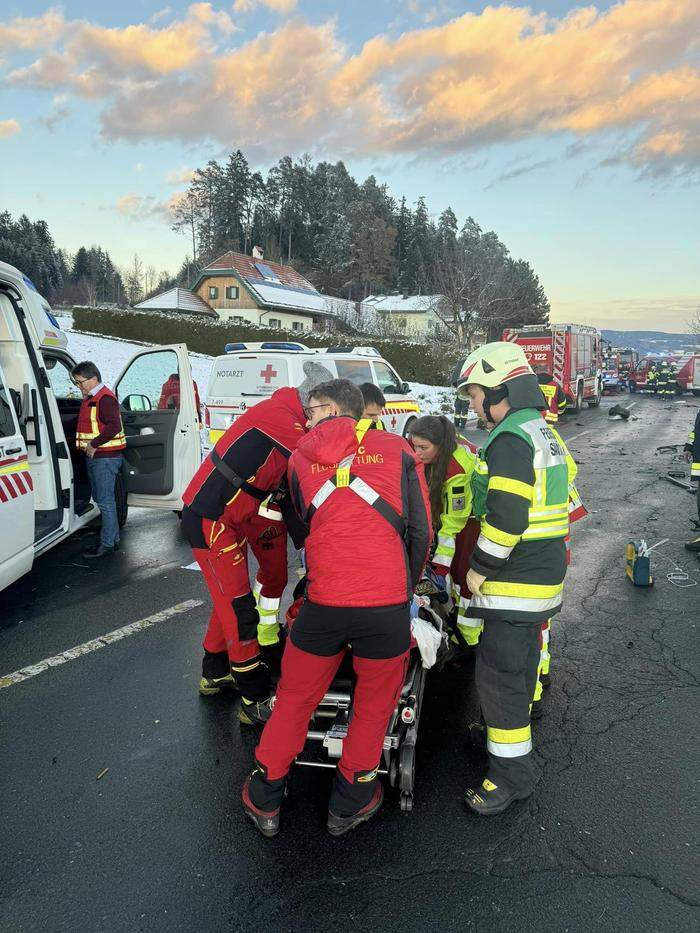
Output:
[464, 777, 533, 816]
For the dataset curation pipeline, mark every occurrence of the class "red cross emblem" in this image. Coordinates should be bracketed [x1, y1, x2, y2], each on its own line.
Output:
[260, 364, 277, 384]
[391, 415, 397, 429]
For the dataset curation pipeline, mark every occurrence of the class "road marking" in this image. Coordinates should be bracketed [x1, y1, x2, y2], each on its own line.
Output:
[566, 429, 592, 443]
[182, 561, 201, 571]
[0, 599, 203, 690]
[625, 402, 637, 410]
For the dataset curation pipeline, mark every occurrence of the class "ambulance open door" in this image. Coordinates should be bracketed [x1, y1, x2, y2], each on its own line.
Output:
[113, 344, 201, 509]
[0, 360, 35, 590]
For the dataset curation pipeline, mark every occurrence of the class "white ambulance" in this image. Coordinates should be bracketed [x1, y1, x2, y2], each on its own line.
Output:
[0, 261, 201, 592]
[204, 342, 421, 447]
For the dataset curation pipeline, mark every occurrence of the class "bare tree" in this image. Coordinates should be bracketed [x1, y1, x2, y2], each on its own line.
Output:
[79, 275, 97, 307]
[171, 190, 199, 263]
[688, 307, 700, 337]
[123, 254, 144, 306]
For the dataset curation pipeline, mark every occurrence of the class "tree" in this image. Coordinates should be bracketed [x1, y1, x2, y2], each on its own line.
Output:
[123, 254, 144, 306]
[688, 308, 700, 337]
[347, 203, 397, 299]
[171, 190, 200, 263]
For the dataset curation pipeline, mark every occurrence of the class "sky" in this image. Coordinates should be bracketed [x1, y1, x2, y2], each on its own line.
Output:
[0, 0, 698, 332]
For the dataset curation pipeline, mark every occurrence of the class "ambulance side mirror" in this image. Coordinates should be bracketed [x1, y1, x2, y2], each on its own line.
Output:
[122, 393, 152, 413]
[400, 381, 410, 394]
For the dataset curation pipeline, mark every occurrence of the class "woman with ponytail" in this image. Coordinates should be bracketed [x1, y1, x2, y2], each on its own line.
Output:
[408, 415, 483, 647]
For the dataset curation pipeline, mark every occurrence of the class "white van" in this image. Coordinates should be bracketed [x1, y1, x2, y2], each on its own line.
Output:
[204, 342, 421, 446]
[0, 261, 201, 592]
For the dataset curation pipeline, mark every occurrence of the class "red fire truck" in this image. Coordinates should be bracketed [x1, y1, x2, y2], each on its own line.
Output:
[502, 323, 603, 412]
[628, 355, 695, 394]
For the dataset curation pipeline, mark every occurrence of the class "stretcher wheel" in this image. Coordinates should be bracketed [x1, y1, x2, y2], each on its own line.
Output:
[400, 793, 413, 813]
[388, 759, 398, 788]
[399, 743, 415, 795]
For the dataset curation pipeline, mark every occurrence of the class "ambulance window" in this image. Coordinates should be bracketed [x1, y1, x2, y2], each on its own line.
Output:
[373, 361, 402, 394]
[44, 356, 80, 400]
[335, 359, 372, 386]
[116, 350, 181, 412]
[0, 377, 18, 438]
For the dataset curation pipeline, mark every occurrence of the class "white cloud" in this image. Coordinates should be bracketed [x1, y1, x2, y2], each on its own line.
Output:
[165, 166, 196, 184]
[0, 119, 21, 139]
[3, 1, 699, 177]
[233, 0, 298, 12]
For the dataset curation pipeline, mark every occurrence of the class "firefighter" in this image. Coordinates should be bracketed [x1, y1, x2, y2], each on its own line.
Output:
[359, 382, 386, 428]
[665, 362, 678, 399]
[656, 363, 669, 399]
[683, 410, 700, 551]
[646, 366, 657, 396]
[456, 342, 572, 815]
[408, 415, 482, 647]
[180, 363, 332, 712]
[71, 361, 126, 558]
[535, 369, 567, 423]
[242, 379, 432, 837]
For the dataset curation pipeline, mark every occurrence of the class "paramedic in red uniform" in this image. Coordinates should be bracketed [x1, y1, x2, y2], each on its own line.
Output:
[71, 360, 126, 559]
[180, 362, 332, 714]
[242, 379, 432, 838]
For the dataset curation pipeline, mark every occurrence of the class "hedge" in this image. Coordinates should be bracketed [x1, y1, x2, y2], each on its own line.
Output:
[71, 306, 463, 386]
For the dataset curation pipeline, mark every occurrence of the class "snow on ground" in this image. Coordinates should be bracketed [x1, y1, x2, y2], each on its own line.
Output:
[56, 313, 467, 420]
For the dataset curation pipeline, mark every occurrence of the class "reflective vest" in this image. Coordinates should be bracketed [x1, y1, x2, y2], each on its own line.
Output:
[75, 385, 126, 452]
[473, 410, 570, 540]
[433, 442, 477, 571]
[539, 382, 558, 423]
[469, 409, 569, 620]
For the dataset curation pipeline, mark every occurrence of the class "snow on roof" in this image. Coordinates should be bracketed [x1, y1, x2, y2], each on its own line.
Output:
[364, 294, 445, 314]
[134, 287, 216, 316]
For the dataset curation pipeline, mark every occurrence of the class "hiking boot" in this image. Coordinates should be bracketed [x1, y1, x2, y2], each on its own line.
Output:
[84, 543, 119, 558]
[327, 783, 384, 837]
[464, 778, 532, 816]
[241, 776, 280, 838]
[238, 695, 275, 726]
[685, 536, 700, 553]
[199, 651, 236, 696]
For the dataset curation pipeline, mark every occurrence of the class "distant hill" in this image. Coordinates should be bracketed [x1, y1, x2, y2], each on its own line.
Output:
[601, 330, 699, 355]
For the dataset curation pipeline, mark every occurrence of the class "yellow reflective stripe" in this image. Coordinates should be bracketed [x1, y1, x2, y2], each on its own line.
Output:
[209, 429, 225, 444]
[521, 525, 568, 540]
[0, 462, 28, 475]
[488, 476, 534, 501]
[481, 521, 520, 547]
[481, 580, 564, 598]
[487, 725, 531, 744]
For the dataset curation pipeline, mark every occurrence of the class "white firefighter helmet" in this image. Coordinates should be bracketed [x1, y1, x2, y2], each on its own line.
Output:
[456, 341, 545, 412]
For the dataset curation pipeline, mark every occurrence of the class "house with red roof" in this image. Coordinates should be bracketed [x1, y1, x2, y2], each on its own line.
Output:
[191, 247, 335, 333]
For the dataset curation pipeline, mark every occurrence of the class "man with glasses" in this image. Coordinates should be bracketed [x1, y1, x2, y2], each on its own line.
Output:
[243, 379, 432, 838]
[180, 361, 333, 716]
[71, 361, 126, 558]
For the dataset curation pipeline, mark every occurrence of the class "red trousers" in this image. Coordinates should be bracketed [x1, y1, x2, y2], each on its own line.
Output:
[190, 512, 288, 663]
[255, 602, 409, 784]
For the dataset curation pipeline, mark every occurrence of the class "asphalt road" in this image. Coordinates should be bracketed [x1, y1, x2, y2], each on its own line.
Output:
[1, 394, 698, 932]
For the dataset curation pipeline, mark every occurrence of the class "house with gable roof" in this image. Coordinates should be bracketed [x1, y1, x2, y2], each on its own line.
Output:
[191, 247, 334, 332]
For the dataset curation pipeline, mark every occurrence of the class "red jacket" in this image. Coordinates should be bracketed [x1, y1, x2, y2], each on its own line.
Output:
[288, 417, 432, 607]
[183, 387, 306, 524]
